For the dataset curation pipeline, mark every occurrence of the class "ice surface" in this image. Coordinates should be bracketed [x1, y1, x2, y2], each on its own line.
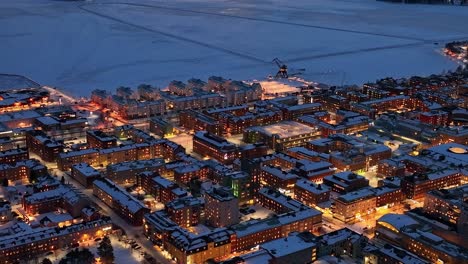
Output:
[1, 0, 467, 96]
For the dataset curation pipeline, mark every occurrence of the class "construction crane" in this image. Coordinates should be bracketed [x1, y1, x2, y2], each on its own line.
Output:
[273, 58, 288, 78]
[272, 58, 305, 79]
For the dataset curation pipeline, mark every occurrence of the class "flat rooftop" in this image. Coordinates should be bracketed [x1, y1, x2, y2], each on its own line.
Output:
[429, 143, 468, 165]
[247, 121, 318, 138]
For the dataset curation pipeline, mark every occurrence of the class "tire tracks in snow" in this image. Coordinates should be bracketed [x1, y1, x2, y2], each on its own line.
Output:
[78, 3, 269, 64]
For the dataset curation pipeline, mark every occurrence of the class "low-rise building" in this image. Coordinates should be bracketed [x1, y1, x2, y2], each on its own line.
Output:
[376, 214, 468, 264]
[22, 185, 89, 218]
[292, 160, 335, 182]
[0, 148, 29, 165]
[0, 136, 13, 152]
[316, 228, 368, 259]
[149, 118, 174, 137]
[86, 130, 117, 149]
[57, 148, 99, 171]
[294, 180, 330, 206]
[377, 158, 406, 177]
[58, 138, 183, 171]
[179, 110, 223, 136]
[401, 169, 461, 199]
[71, 163, 101, 188]
[283, 146, 325, 162]
[239, 143, 269, 161]
[149, 175, 189, 204]
[323, 171, 369, 194]
[231, 208, 322, 252]
[419, 110, 449, 126]
[0, 218, 112, 264]
[0, 200, 12, 223]
[257, 187, 309, 214]
[372, 186, 404, 207]
[106, 158, 165, 185]
[438, 126, 468, 145]
[332, 188, 376, 223]
[329, 144, 391, 171]
[0, 159, 47, 182]
[173, 163, 210, 185]
[193, 131, 239, 164]
[364, 243, 430, 264]
[219, 231, 318, 264]
[0, 110, 42, 129]
[260, 165, 297, 192]
[243, 121, 321, 151]
[166, 196, 204, 228]
[26, 130, 63, 162]
[93, 178, 150, 226]
[164, 226, 232, 264]
[423, 185, 468, 232]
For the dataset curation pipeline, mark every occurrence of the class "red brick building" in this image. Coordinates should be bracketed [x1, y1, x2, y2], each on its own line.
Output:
[26, 130, 63, 162]
[401, 170, 461, 199]
[166, 197, 204, 228]
[193, 131, 239, 164]
[294, 180, 330, 206]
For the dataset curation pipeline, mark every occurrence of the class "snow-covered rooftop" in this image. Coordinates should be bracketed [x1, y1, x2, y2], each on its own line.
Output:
[93, 178, 148, 214]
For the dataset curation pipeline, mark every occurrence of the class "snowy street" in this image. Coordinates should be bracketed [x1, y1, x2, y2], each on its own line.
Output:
[57, 169, 173, 264]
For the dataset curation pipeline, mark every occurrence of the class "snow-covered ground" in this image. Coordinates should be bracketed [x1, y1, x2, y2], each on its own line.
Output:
[1, 0, 468, 96]
[37, 235, 145, 264]
[0, 74, 40, 90]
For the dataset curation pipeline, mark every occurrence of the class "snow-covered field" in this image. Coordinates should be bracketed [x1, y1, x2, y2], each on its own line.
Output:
[38, 235, 145, 264]
[1, 0, 468, 96]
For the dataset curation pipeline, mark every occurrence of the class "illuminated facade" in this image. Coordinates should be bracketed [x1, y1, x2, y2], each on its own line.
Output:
[294, 180, 330, 206]
[150, 117, 175, 137]
[193, 131, 240, 164]
[376, 214, 468, 264]
[70, 162, 101, 188]
[106, 158, 165, 185]
[423, 185, 468, 229]
[260, 165, 297, 192]
[243, 121, 321, 151]
[26, 130, 63, 162]
[93, 178, 150, 226]
[0, 159, 47, 182]
[22, 185, 89, 218]
[179, 110, 223, 136]
[257, 187, 310, 214]
[332, 188, 376, 223]
[205, 187, 239, 228]
[231, 208, 322, 252]
[377, 158, 406, 177]
[0, 218, 112, 264]
[0, 148, 29, 165]
[323, 172, 369, 194]
[86, 130, 117, 149]
[166, 197, 204, 228]
[173, 164, 210, 185]
[57, 138, 184, 171]
[401, 170, 461, 199]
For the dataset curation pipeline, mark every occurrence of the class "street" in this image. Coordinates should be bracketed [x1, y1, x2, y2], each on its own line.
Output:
[58, 169, 172, 264]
